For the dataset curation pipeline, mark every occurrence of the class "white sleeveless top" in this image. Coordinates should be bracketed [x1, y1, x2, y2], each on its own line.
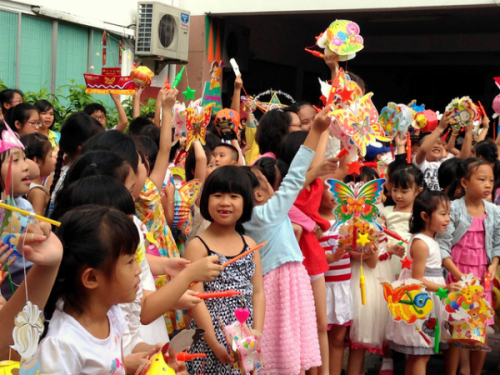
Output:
[408, 233, 442, 269]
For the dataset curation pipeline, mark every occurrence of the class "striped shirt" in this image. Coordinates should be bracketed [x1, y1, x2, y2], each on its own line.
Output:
[320, 222, 351, 283]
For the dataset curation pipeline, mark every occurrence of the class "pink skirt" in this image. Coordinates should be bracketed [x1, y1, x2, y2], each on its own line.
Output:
[261, 261, 321, 375]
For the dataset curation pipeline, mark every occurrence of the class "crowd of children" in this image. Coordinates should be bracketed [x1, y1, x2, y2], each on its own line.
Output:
[0, 51, 499, 375]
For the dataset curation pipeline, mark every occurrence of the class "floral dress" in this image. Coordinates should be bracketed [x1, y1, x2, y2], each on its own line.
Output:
[135, 177, 185, 334]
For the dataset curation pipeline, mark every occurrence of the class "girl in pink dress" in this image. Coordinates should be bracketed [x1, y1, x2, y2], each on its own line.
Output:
[437, 158, 500, 375]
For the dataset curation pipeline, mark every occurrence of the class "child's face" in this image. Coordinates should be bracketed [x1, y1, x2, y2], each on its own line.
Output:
[461, 164, 494, 201]
[213, 147, 237, 168]
[105, 253, 142, 305]
[298, 105, 316, 132]
[16, 111, 40, 136]
[206, 155, 216, 177]
[321, 183, 336, 210]
[40, 108, 54, 128]
[208, 192, 244, 225]
[288, 112, 302, 133]
[132, 155, 148, 200]
[392, 184, 421, 209]
[6, 93, 23, 109]
[426, 201, 450, 233]
[91, 110, 107, 127]
[1, 148, 30, 196]
[251, 168, 275, 205]
[427, 139, 445, 162]
[411, 144, 419, 158]
[36, 150, 56, 178]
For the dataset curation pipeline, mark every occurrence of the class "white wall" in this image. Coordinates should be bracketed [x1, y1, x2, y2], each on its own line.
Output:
[7, 0, 493, 28]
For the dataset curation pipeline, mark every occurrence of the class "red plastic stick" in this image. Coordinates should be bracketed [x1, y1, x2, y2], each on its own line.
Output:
[478, 101, 487, 118]
[305, 48, 325, 59]
[197, 290, 242, 299]
[383, 228, 409, 244]
[336, 148, 349, 159]
[176, 352, 207, 361]
[406, 134, 411, 164]
[313, 105, 322, 113]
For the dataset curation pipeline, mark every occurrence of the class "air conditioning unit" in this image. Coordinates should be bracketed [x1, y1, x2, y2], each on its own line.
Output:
[135, 2, 190, 63]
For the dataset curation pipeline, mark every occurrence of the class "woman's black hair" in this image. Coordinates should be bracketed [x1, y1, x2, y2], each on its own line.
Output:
[129, 117, 155, 135]
[139, 124, 160, 148]
[438, 158, 461, 198]
[49, 112, 103, 198]
[34, 100, 55, 129]
[61, 150, 131, 192]
[344, 167, 380, 183]
[446, 157, 490, 200]
[253, 157, 288, 190]
[392, 166, 424, 190]
[136, 135, 158, 172]
[255, 109, 291, 157]
[83, 103, 107, 116]
[279, 131, 308, 168]
[200, 166, 254, 234]
[83, 130, 139, 173]
[475, 140, 500, 201]
[185, 145, 212, 182]
[45, 206, 139, 327]
[51, 176, 136, 220]
[409, 189, 449, 234]
[5, 103, 38, 132]
[20, 133, 51, 162]
[0, 89, 23, 114]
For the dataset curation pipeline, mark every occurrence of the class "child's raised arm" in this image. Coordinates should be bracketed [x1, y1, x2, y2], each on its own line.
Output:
[231, 75, 243, 115]
[476, 116, 490, 143]
[459, 122, 473, 159]
[246, 235, 265, 332]
[414, 113, 450, 165]
[111, 94, 129, 132]
[192, 140, 207, 207]
[149, 88, 177, 191]
[133, 86, 146, 120]
[184, 239, 232, 364]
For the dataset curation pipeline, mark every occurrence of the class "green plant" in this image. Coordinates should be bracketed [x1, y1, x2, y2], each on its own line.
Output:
[122, 97, 157, 122]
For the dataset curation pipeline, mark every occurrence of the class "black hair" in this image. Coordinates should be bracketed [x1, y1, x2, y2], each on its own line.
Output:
[205, 132, 221, 151]
[136, 135, 158, 172]
[139, 124, 160, 148]
[129, 117, 155, 135]
[438, 158, 461, 197]
[0, 89, 23, 115]
[83, 103, 107, 117]
[185, 145, 212, 182]
[279, 130, 308, 168]
[475, 141, 500, 201]
[199, 166, 254, 234]
[387, 160, 410, 183]
[344, 166, 380, 183]
[253, 157, 288, 191]
[409, 189, 449, 234]
[145, 112, 155, 120]
[49, 112, 103, 198]
[447, 157, 490, 200]
[45, 206, 139, 326]
[34, 100, 55, 129]
[242, 166, 260, 190]
[5, 103, 38, 132]
[83, 130, 139, 173]
[62, 150, 130, 190]
[286, 101, 313, 114]
[52, 176, 136, 220]
[392, 166, 424, 190]
[255, 109, 291, 157]
[214, 143, 239, 162]
[20, 133, 52, 163]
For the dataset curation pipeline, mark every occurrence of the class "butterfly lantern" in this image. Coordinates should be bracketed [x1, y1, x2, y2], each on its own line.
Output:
[330, 93, 391, 157]
[319, 69, 363, 110]
[171, 179, 201, 235]
[443, 274, 495, 351]
[221, 307, 265, 375]
[326, 178, 386, 305]
[445, 97, 477, 132]
[184, 103, 215, 151]
[378, 103, 413, 139]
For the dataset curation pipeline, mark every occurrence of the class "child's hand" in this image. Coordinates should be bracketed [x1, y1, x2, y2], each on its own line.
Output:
[19, 223, 62, 267]
[174, 290, 201, 310]
[187, 255, 223, 282]
[488, 263, 498, 280]
[0, 295, 6, 311]
[312, 106, 331, 133]
[447, 282, 462, 293]
[211, 342, 232, 364]
[388, 243, 405, 258]
[164, 257, 190, 277]
[394, 132, 407, 147]
[438, 111, 450, 131]
[0, 244, 16, 280]
[483, 115, 490, 128]
[124, 352, 149, 374]
[166, 347, 189, 374]
[135, 85, 146, 98]
[324, 55, 339, 74]
[110, 93, 121, 102]
[364, 242, 378, 258]
[234, 75, 243, 90]
[160, 87, 178, 109]
[314, 157, 339, 178]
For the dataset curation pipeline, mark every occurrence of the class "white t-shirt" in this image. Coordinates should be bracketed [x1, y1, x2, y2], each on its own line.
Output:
[413, 153, 453, 191]
[39, 304, 126, 375]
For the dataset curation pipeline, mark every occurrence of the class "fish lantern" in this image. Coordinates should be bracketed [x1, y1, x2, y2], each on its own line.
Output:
[131, 65, 154, 87]
[0, 361, 20, 375]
